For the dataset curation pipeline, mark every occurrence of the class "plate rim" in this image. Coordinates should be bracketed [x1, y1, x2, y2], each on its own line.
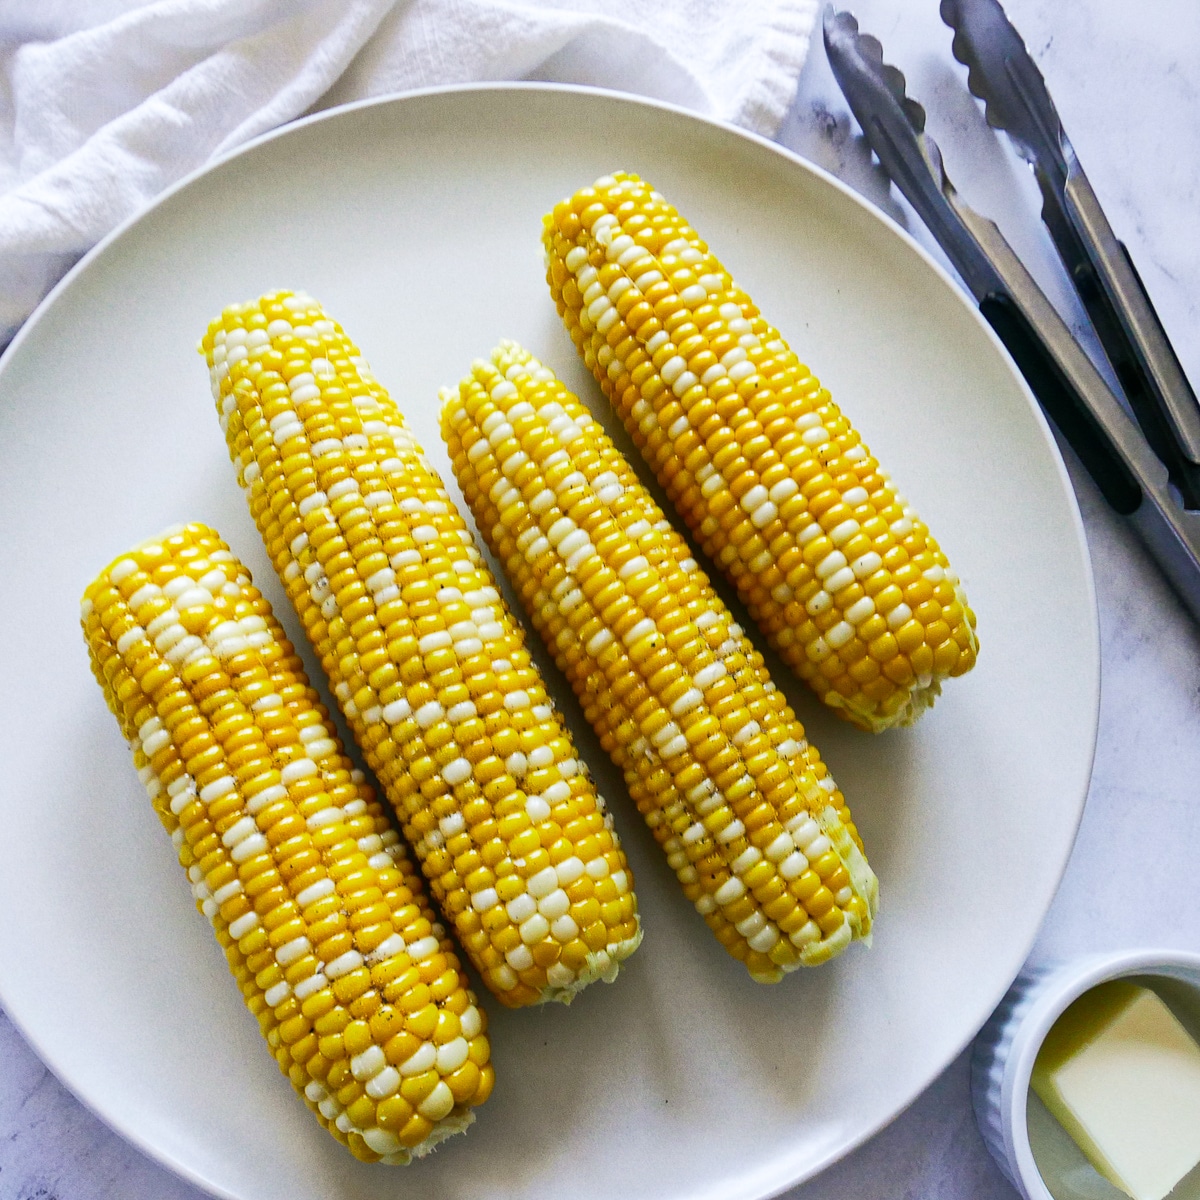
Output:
[0, 80, 1100, 1200]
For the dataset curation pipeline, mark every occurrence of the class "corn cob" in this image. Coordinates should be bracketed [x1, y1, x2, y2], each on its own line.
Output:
[80, 524, 492, 1162]
[201, 292, 640, 1008]
[441, 343, 877, 981]
[543, 172, 979, 732]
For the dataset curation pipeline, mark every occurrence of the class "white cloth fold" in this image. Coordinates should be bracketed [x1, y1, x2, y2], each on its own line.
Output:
[0, 0, 816, 348]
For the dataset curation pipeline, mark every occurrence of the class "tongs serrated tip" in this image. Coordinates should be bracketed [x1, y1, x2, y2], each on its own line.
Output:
[937, 0, 1066, 174]
[939, 0, 1200, 487]
[823, 9, 928, 135]
[821, 9, 946, 193]
[822, 8, 994, 294]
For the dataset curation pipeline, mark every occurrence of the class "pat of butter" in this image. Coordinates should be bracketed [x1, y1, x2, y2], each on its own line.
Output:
[1032, 980, 1200, 1200]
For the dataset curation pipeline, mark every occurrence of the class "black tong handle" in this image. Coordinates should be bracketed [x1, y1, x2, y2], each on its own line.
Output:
[979, 293, 1141, 514]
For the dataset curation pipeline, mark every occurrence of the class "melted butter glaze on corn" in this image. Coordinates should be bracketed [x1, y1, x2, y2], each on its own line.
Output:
[441, 344, 877, 981]
[543, 172, 979, 731]
[201, 292, 640, 1008]
[81, 524, 492, 1162]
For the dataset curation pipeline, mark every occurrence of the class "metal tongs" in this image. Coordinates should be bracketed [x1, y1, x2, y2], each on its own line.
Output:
[823, 0, 1200, 623]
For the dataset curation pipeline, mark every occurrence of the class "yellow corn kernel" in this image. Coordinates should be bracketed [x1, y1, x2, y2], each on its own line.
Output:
[543, 172, 979, 731]
[80, 524, 489, 1163]
[440, 343, 878, 981]
[201, 292, 640, 1006]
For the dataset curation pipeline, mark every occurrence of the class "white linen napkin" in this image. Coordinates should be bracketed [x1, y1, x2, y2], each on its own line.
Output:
[0, 0, 817, 349]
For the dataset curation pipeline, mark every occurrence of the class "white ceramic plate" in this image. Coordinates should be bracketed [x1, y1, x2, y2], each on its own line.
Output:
[0, 85, 1098, 1200]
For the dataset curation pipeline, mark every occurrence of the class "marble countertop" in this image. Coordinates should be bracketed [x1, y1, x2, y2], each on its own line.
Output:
[2, 0, 1198, 1197]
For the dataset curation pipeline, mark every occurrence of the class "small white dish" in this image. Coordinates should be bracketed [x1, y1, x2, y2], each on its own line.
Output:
[972, 948, 1200, 1200]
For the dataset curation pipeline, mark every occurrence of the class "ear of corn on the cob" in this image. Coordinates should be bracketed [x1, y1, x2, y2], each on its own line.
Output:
[441, 343, 877, 982]
[542, 172, 978, 732]
[81, 524, 492, 1163]
[201, 292, 641, 1008]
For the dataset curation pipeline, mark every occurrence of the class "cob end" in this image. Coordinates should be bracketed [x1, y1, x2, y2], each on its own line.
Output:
[389, 1108, 475, 1163]
[838, 679, 940, 733]
[840, 580, 978, 732]
[536, 922, 645, 1006]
